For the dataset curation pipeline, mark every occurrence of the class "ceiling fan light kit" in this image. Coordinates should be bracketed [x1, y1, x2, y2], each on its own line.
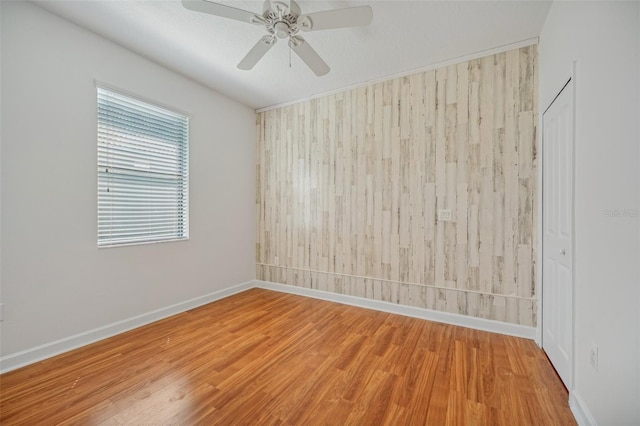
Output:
[182, 0, 373, 76]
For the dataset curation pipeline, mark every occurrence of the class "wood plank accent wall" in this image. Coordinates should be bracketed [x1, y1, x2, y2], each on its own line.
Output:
[256, 46, 538, 326]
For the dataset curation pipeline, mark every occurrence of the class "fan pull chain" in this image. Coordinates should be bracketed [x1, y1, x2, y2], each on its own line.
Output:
[289, 43, 292, 68]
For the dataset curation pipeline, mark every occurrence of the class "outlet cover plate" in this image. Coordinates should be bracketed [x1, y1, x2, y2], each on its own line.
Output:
[438, 209, 452, 221]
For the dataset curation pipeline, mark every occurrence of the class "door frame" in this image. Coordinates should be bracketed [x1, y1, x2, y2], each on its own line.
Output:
[537, 61, 577, 393]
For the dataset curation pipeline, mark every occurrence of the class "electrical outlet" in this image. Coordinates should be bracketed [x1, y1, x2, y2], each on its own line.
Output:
[589, 343, 598, 371]
[0, 303, 4, 322]
[437, 209, 452, 222]
[274, 256, 279, 266]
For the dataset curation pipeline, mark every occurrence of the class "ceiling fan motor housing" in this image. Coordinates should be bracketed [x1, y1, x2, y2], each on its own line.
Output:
[263, 1, 302, 39]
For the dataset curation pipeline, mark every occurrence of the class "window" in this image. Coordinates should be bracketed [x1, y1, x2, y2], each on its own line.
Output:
[97, 87, 189, 247]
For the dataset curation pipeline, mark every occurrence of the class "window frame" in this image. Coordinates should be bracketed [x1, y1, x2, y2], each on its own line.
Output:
[96, 84, 190, 248]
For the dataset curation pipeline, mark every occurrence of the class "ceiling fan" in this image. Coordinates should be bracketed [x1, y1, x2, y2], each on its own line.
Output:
[182, 0, 373, 76]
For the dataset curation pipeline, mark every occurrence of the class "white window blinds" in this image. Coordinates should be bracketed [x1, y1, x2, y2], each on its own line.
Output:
[97, 87, 189, 247]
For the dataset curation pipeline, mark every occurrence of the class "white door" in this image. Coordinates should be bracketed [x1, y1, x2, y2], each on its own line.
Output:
[542, 79, 574, 388]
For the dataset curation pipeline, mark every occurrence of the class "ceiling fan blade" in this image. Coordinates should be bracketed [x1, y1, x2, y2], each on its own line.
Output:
[288, 0, 301, 18]
[289, 36, 330, 76]
[299, 6, 372, 32]
[238, 36, 276, 70]
[262, 0, 274, 15]
[182, 0, 261, 25]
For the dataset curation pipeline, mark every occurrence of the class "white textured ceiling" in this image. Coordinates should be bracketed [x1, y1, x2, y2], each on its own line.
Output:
[35, 0, 551, 109]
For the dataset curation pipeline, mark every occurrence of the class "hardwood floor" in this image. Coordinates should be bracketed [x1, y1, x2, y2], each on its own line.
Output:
[0, 289, 575, 425]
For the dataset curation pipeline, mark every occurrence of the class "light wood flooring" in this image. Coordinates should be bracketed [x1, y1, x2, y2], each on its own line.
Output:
[0, 288, 575, 425]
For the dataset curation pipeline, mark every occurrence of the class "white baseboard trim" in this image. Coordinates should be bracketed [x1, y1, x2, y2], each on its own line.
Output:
[255, 280, 536, 340]
[1, 279, 537, 374]
[0, 280, 254, 374]
[535, 324, 543, 348]
[569, 391, 597, 426]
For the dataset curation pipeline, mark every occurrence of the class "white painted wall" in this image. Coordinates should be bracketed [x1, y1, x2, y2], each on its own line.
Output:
[539, 2, 640, 424]
[0, 2, 255, 358]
